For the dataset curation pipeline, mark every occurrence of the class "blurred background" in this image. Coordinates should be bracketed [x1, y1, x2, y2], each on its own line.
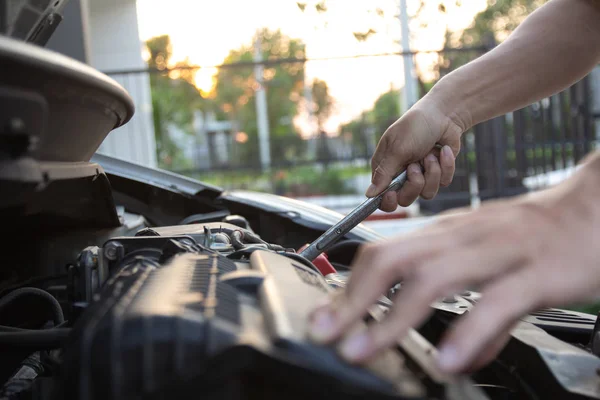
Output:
[46, 0, 600, 232]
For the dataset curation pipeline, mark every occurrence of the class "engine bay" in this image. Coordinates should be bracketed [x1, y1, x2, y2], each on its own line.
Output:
[2, 210, 600, 400]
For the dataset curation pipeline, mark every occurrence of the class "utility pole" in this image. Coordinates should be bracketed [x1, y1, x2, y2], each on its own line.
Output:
[253, 32, 271, 172]
[399, 0, 419, 115]
[303, 46, 317, 160]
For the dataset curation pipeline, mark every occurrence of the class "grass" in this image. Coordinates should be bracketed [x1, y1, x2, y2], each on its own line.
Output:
[185, 163, 369, 196]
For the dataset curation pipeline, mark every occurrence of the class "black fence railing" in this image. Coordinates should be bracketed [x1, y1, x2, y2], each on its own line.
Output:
[104, 48, 598, 212]
[422, 75, 597, 213]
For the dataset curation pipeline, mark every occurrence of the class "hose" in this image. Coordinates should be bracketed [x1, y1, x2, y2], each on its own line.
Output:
[0, 287, 65, 325]
[277, 252, 321, 274]
[230, 230, 285, 251]
[325, 239, 364, 267]
[0, 322, 68, 332]
[0, 274, 67, 298]
[227, 247, 264, 260]
[0, 329, 71, 349]
[0, 325, 29, 332]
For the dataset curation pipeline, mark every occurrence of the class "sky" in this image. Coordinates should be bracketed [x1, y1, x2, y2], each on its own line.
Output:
[136, 0, 488, 133]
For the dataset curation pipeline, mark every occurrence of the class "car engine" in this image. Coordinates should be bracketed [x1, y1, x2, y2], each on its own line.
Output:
[57, 221, 491, 400]
[2, 215, 600, 400]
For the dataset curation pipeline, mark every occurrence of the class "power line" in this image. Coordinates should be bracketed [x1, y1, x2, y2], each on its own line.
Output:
[102, 46, 487, 76]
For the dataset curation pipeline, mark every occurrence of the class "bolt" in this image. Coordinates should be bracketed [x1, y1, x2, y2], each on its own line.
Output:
[442, 296, 458, 304]
[104, 241, 122, 261]
[8, 118, 25, 133]
[180, 238, 195, 246]
[336, 229, 342, 235]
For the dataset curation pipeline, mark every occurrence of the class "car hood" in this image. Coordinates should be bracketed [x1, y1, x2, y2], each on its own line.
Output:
[223, 190, 384, 241]
[92, 153, 437, 242]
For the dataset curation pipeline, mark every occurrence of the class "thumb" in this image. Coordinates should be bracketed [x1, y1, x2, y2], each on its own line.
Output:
[366, 157, 403, 197]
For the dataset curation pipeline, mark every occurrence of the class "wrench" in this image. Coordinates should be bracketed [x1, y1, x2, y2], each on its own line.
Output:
[299, 170, 409, 262]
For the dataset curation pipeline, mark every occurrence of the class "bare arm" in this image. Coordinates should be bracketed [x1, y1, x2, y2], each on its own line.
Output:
[363, 0, 600, 210]
[428, 0, 600, 131]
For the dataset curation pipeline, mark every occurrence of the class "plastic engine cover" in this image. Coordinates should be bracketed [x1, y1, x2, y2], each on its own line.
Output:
[54, 248, 445, 400]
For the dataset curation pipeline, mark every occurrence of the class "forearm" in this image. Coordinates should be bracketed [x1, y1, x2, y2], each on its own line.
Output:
[426, 0, 600, 133]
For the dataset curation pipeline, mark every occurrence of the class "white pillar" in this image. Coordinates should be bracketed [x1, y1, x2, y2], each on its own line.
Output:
[399, 0, 419, 115]
[591, 66, 600, 144]
[253, 33, 271, 171]
[87, 0, 157, 168]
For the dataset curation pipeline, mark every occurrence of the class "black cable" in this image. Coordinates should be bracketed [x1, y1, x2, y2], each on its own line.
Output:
[0, 325, 28, 332]
[102, 46, 488, 75]
[227, 247, 263, 260]
[230, 230, 246, 250]
[230, 230, 285, 252]
[0, 329, 71, 349]
[0, 274, 67, 298]
[277, 252, 321, 274]
[178, 210, 230, 225]
[0, 287, 65, 325]
[0, 323, 68, 332]
[325, 240, 364, 267]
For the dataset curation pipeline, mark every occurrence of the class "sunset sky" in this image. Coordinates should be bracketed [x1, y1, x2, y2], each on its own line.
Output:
[135, 0, 488, 132]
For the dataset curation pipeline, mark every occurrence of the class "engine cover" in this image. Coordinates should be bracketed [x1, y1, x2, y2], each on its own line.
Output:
[54, 240, 488, 400]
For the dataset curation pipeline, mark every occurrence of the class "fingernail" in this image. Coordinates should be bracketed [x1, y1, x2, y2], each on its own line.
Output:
[309, 308, 336, 342]
[408, 164, 421, 174]
[339, 332, 371, 362]
[365, 184, 377, 197]
[437, 344, 461, 372]
[426, 153, 437, 163]
[442, 145, 454, 159]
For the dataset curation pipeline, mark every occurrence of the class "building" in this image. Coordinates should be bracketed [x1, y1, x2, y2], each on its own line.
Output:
[46, 0, 157, 168]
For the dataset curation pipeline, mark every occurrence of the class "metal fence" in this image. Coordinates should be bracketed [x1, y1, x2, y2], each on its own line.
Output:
[424, 75, 597, 213]
[103, 48, 599, 212]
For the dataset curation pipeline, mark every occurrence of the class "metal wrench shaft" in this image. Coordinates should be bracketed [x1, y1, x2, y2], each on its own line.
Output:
[299, 170, 409, 261]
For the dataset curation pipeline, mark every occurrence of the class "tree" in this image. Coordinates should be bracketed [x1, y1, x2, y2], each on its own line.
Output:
[146, 35, 205, 170]
[436, 0, 548, 80]
[311, 78, 334, 131]
[340, 88, 401, 157]
[211, 29, 307, 167]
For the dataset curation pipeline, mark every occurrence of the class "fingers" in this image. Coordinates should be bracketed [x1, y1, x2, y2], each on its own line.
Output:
[307, 205, 501, 352]
[334, 241, 523, 364]
[369, 144, 455, 208]
[421, 153, 442, 200]
[465, 329, 513, 372]
[396, 164, 425, 207]
[307, 244, 403, 343]
[437, 267, 541, 373]
[379, 191, 398, 213]
[439, 145, 456, 187]
[338, 280, 435, 363]
[367, 154, 403, 198]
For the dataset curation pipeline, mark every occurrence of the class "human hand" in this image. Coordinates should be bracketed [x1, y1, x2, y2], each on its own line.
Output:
[310, 152, 600, 373]
[367, 100, 463, 211]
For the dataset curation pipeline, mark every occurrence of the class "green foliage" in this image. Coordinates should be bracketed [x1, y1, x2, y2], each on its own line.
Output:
[437, 0, 548, 79]
[566, 302, 600, 316]
[339, 88, 400, 153]
[190, 164, 358, 196]
[340, 114, 370, 156]
[212, 29, 307, 167]
[146, 35, 205, 170]
[461, 0, 547, 45]
[311, 78, 334, 130]
[371, 89, 400, 138]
